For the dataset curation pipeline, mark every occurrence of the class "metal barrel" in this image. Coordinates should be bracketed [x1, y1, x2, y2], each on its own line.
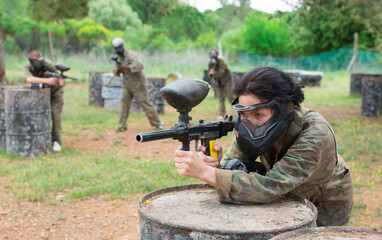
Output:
[137, 184, 318, 240]
[270, 226, 382, 239]
[5, 87, 52, 157]
[136, 129, 176, 142]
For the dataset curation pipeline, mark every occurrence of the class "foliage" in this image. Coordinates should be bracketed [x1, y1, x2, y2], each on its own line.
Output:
[127, 0, 178, 25]
[242, 13, 292, 57]
[220, 28, 245, 53]
[0, 0, 29, 17]
[159, 5, 215, 42]
[28, 0, 88, 21]
[290, 0, 376, 56]
[145, 28, 174, 51]
[193, 30, 217, 48]
[89, 0, 141, 30]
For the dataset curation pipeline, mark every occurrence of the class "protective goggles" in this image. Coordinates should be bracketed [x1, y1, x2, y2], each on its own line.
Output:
[28, 56, 44, 65]
[230, 97, 279, 112]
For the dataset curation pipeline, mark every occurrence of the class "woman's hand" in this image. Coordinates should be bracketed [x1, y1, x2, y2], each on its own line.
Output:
[174, 147, 217, 187]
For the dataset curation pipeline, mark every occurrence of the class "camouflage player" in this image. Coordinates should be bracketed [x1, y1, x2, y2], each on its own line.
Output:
[174, 67, 353, 226]
[208, 49, 235, 118]
[112, 37, 163, 132]
[24, 50, 65, 152]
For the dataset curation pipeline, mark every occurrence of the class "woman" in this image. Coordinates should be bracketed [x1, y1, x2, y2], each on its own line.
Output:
[174, 67, 353, 226]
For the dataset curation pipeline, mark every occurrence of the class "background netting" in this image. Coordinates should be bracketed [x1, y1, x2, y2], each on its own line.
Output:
[237, 48, 382, 73]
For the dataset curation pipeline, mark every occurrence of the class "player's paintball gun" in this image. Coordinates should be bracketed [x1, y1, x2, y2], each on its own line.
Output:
[110, 55, 122, 65]
[30, 64, 78, 89]
[136, 79, 235, 158]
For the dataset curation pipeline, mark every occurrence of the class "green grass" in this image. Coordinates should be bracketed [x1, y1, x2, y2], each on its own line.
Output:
[1, 52, 382, 228]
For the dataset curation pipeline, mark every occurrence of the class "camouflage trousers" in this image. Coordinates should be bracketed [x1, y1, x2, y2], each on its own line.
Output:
[51, 88, 64, 144]
[118, 84, 161, 128]
[215, 80, 235, 116]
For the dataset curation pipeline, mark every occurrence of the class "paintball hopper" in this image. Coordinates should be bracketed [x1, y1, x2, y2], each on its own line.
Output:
[160, 79, 210, 112]
[55, 64, 70, 72]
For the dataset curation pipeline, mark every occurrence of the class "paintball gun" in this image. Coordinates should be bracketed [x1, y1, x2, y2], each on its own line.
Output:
[30, 64, 78, 89]
[110, 55, 122, 65]
[136, 79, 235, 158]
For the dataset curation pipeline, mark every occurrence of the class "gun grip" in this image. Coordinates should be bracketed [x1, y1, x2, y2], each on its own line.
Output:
[203, 140, 218, 159]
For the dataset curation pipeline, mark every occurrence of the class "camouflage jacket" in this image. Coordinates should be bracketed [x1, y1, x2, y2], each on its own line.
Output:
[208, 57, 233, 86]
[24, 59, 61, 92]
[216, 106, 354, 226]
[113, 50, 146, 89]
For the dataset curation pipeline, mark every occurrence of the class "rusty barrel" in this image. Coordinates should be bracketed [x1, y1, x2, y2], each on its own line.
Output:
[137, 184, 317, 240]
[0, 86, 6, 148]
[0, 85, 27, 149]
[300, 71, 323, 87]
[270, 226, 382, 239]
[361, 76, 382, 117]
[350, 73, 382, 96]
[5, 88, 51, 157]
[89, 71, 105, 107]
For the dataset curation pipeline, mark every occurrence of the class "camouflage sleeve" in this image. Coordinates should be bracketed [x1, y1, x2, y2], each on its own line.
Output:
[127, 51, 144, 73]
[213, 59, 227, 79]
[216, 122, 336, 204]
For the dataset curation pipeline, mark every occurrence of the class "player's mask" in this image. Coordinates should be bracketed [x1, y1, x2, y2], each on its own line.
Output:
[114, 45, 125, 56]
[29, 56, 46, 71]
[231, 97, 294, 160]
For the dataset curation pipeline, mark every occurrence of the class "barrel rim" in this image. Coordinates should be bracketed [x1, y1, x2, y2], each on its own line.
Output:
[270, 226, 382, 239]
[137, 183, 318, 235]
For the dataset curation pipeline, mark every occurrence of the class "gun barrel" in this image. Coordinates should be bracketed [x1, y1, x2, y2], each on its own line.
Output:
[136, 129, 176, 143]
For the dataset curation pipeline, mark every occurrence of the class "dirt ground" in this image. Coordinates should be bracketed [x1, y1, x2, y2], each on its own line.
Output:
[1, 105, 381, 240]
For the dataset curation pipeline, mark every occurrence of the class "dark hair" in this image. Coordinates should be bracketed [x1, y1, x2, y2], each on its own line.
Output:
[232, 67, 305, 106]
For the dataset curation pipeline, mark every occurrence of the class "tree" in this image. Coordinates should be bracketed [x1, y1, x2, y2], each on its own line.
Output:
[290, 0, 376, 56]
[29, 0, 88, 21]
[159, 5, 214, 41]
[127, 0, 178, 25]
[0, 13, 7, 85]
[242, 13, 292, 56]
[89, 0, 142, 30]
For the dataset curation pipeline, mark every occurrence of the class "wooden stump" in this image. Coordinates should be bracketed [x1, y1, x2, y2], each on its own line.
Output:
[5, 88, 51, 157]
[88, 71, 105, 107]
[361, 76, 382, 117]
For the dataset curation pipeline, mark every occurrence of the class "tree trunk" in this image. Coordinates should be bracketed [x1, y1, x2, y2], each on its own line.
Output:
[0, 13, 7, 85]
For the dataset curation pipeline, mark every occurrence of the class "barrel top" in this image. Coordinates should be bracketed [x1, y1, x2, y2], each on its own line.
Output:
[138, 184, 317, 234]
[270, 226, 382, 240]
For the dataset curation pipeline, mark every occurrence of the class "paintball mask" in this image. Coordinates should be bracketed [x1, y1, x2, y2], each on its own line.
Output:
[112, 37, 125, 56]
[29, 56, 46, 71]
[231, 97, 294, 160]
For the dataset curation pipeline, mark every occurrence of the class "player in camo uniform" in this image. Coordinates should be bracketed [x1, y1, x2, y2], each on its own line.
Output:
[173, 67, 353, 226]
[112, 37, 162, 132]
[208, 49, 235, 118]
[24, 50, 65, 152]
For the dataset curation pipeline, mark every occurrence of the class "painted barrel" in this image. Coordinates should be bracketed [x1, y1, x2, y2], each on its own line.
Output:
[361, 76, 382, 117]
[146, 77, 166, 115]
[5, 88, 51, 157]
[101, 73, 124, 111]
[350, 73, 382, 96]
[137, 184, 317, 240]
[0, 85, 28, 149]
[284, 70, 303, 83]
[300, 71, 323, 87]
[270, 226, 382, 240]
[232, 71, 246, 83]
[89, 71, 105, 107]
